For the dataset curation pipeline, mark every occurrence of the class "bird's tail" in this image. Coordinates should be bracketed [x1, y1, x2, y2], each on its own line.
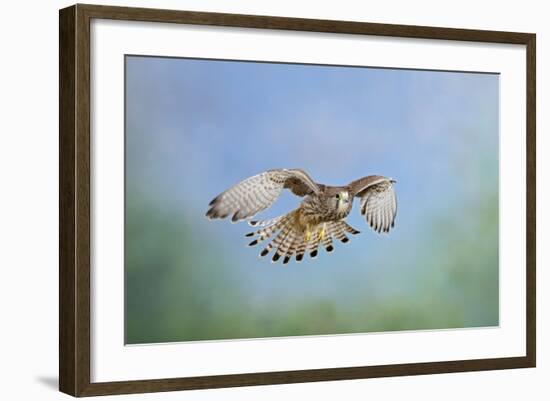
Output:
[246, 213, 360, 264]
[245, 211, 297, 263]
[306, 220, 361, 259]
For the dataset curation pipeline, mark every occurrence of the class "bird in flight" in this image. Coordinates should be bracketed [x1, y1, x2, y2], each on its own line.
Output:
[206, 169, 397, 264]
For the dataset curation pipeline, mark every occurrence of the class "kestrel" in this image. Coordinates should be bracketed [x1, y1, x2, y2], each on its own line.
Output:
[206, 169, 397, 264]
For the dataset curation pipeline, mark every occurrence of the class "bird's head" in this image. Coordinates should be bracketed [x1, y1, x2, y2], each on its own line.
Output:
[335, 190, 351, 212]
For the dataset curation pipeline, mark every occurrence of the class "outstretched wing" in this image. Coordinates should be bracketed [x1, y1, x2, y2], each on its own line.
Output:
[206, 169, 320, 222]
[348, 175, 397, 233]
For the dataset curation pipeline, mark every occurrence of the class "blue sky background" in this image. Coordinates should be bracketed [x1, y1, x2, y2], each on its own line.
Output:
[124, 55, 499, 344]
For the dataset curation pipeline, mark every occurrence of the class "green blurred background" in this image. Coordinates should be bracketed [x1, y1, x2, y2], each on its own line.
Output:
[124, 56, 499, 344]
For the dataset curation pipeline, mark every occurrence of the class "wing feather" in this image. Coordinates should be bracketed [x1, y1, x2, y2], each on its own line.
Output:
[206, 169, 320, 222]
[348, 175, 397, 233]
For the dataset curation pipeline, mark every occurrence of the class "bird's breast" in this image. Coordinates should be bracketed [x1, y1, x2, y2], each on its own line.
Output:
[299, 198, 352, 224]
[334, 205, 352, 221]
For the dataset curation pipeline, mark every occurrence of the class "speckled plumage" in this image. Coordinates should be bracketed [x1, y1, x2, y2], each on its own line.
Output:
[206, 168, 397, 264]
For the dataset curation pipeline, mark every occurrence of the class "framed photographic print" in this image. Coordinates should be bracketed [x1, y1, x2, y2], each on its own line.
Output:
[59, 4, 536, 397]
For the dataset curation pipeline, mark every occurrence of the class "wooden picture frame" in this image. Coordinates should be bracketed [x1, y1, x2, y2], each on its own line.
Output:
[59, 3, 536, 397]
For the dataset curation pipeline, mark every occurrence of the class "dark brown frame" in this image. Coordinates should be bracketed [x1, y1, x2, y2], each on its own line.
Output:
[59, 3, 536, 397]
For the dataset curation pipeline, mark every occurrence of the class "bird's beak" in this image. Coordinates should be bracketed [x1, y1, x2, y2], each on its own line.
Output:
[390, 178, 397, 184]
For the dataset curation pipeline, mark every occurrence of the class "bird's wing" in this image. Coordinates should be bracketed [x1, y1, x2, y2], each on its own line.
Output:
[348, 175, 397, 233]
[206, 169, 320, 222]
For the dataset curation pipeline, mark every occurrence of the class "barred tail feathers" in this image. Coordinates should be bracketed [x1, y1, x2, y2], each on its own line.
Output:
[245, 214, 290, 246]
[320, 226, 334, 253]
[244, 211, 294, 260]
[246, 211, 303, 263]
[308, 230, 321, 259]
[248, 215, 285, 228]
[269, 223, 293, 263]
[330, 220, 361, 243]
[246, 214, 361, 264]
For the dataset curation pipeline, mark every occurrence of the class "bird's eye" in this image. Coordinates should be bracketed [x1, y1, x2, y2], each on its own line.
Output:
[335, 194, 340, 199]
